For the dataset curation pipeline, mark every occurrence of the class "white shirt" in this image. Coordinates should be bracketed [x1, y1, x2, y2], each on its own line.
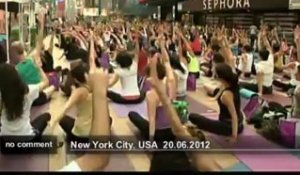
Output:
[250, 25, 257, 35]
[115, 61, 140, 96]
[290, 62, 300, 86]
[59, 161, 82, 172]
[103, 33, 111, 42]
[174, 62, 189, 97]
[268, 53, 274, 67]
[0, 85, 39, 136]
[238, 53, 253, 73]
[255, 60, 274, 87]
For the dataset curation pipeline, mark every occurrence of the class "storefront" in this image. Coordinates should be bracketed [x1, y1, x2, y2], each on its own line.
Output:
[178, 0, 299, 40]
[179, 0, 298, 25]
[146, 0, 185, 20]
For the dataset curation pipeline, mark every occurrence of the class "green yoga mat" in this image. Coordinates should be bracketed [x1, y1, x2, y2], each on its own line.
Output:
[30, 28, 38, 48]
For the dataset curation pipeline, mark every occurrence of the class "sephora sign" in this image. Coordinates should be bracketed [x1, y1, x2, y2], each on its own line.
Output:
[181, 0, 289, 12]
[203, 0, 250, 10]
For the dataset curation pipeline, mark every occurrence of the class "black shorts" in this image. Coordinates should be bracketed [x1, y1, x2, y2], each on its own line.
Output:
[32, 92, 49, 106]
[189, 72, 200, 79]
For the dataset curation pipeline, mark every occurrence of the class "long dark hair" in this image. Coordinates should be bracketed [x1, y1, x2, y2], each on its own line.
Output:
[215, 63, 241, 110]
[71, 63, 89, 87]
[0, 64, 28, 121]
[145, 61, 166, 80]
[169, 56, 186, 74]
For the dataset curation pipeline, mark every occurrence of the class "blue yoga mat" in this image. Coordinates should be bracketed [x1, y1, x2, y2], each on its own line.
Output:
[240, 88, 258, 99]
[225, 162, 251, 172]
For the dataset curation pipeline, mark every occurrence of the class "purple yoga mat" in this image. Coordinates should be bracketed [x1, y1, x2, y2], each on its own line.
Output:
[111, 101, 148, 119]
[0, 104, 52, 172]
[187, 96, 300, 171]
[109, 88, 148, 119]
[240, 92, 291, 108]
[104, 154, 136, 172]
[0, 154, 49, 172]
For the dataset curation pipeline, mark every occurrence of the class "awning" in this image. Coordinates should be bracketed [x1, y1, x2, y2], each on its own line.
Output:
[180, 0, 290, 12]
[0, 0, 32, 12]
[146, 0, 186, 6]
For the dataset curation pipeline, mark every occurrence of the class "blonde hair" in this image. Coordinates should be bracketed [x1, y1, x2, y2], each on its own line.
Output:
[186, 125, 206, 141]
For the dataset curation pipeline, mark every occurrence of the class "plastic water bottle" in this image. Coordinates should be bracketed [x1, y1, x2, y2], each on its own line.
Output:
[287, 111, 292, 119]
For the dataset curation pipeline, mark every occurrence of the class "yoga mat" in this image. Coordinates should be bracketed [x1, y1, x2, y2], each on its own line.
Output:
[262, 93, 291, 106]
[66, 151, 136, 172]
[104, 154, 136, 172]
[0, 104, 51, 172]
[292, 151, 300, 158]
[240, 92, 291, 109]
[0, 154, 49, 172]
[187, 95, 300, 171]
[110, 101, 148, 119]
[225, 162, 251, 172]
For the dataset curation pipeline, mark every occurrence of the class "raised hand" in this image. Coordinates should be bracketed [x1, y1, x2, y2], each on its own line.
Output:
[89, 67, 109, 93]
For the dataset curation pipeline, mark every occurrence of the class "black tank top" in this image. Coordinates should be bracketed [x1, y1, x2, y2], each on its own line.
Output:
[217, 88, 243, 125]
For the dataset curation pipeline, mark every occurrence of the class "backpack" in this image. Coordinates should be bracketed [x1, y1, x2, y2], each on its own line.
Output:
[172, 100, 189, 124]
[248, 101, 288, 129]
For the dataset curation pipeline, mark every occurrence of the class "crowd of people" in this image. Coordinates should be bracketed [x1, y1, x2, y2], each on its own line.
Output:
[0, 9, 300, 171]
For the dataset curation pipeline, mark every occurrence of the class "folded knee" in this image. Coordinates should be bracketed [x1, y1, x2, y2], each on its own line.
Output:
[43, 113, 51, 121]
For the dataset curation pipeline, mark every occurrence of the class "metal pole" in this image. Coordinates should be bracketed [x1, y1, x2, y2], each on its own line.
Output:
[158, 6, 161, 21]
[172, 5, 175, 22]
[28, 1, 31, 49]
[19, 2, 23, 43]
[5, 0, 9, 63]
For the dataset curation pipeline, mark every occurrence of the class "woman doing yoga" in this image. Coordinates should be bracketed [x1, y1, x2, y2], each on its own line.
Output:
[50, 36, 112, 142]
[146, 55, 222, 171]
[107, 39, 145, 104]
[189, 63, 244, 143]
[59, 56, 111, 172]
[0, 64, 51, 138]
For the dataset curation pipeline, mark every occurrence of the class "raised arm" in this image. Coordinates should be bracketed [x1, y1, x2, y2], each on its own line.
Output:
[148, 56, 222, 172]
[47, 30, 55, 55]
[176, 29, 194, 56]
[294, 27, 300, 62]
[59, 69, 110, 172]
[177, 36, 188, 65]
[76, 69, 110, 171]
[34, 11, 45, 61]
[159, 36, 176, 100]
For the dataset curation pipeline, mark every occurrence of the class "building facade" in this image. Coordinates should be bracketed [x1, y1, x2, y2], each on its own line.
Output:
[179, 0, 300, 40]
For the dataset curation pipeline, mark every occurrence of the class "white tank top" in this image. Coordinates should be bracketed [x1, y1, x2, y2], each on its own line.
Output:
[175, 62, 189, 97]
[238, 53, 253, 73]
[115, 61, 140, 96]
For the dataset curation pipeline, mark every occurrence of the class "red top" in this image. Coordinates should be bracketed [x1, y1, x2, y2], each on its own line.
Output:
[191, 35, 202, 54]
[138, 49, 148, 76]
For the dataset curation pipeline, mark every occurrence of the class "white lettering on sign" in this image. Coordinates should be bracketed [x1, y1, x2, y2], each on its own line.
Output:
[221, 0, 226, 9]
[203, 0, 251, 10]
[228, 0, 234, 8]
